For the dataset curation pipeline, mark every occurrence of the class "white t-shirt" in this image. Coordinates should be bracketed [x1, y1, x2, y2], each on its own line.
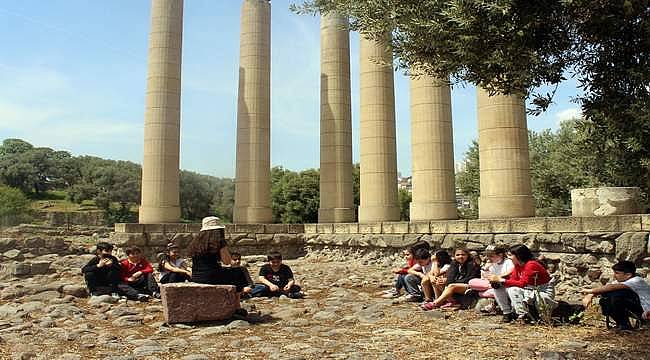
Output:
[413, 261, 433, 274]
[488, 259, 514, 276]
[615, 276, 650, 312]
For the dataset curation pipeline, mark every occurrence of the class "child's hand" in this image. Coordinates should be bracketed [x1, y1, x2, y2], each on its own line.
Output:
[283, 284, 292, 291]
[269, 284, 280, 292]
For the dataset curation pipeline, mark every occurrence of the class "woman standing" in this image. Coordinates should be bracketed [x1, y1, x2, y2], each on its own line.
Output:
[489, 244, 557, 323]
[188, 216, 250, 293]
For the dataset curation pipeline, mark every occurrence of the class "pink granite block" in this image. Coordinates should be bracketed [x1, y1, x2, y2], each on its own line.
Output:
[161, 283, 240, 323]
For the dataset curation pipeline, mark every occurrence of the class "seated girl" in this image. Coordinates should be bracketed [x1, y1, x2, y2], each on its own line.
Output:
[468, 245, 514, 299]
[488, 244, 557, 323]
[422, 247, 480, 310]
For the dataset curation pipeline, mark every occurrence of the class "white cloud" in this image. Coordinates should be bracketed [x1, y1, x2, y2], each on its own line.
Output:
[555, 108, 582, 125]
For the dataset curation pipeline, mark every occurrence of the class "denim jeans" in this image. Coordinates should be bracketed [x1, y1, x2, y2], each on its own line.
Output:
[404, 274, 423, 298]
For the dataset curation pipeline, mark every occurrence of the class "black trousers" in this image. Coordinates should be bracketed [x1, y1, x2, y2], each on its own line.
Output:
[117, 273, 160, 299]
[192, 267, 249, 292]
[160, 272, 191, 284]
[84, 267, 121, 295]
[600, 288, 644, 329]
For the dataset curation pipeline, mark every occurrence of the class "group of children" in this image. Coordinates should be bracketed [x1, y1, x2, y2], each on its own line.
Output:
[382, 241, 650, 329]
[82, 242, 303, 302]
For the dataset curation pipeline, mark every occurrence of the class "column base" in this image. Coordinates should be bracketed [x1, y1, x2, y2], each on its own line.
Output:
[233, 206, 273, 224]
[478, 195, 534, 219]
[139, 206, 181, 224]
[318, 207, 356, 223]
[358, 205, 400, 223]
[409, 201, 457, 221]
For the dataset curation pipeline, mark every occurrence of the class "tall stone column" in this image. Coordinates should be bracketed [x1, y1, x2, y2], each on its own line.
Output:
[477, 89, 534, 218]
[234, 0, 272, 224]
[409, 74, 457, 220]
[140, 0, 183, 224]
[318, 13, 355, 223]
[358, 36, 400, 222]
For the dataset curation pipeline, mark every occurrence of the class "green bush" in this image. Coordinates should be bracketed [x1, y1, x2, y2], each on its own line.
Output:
[0, 185, 32, 226]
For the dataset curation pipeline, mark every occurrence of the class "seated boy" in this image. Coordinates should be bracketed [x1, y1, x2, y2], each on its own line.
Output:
[404, 248, 433, 302]
[158, 243, 192, 284]
[231, 252, 254, 296]
[118, 246, 160, 301]
[81, 242, 121, 297]
[251, 251, 303, 299]
[582, 260, 650, 330]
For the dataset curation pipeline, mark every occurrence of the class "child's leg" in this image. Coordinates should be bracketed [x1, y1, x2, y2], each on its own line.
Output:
[144, 273, 160, 295]
[117, 282, 142, 300]
[433, 283, 468, 305]
[250, 284, 270, 297]
[421, 277, 434, 302]
[599, 289, 643, 329]
[404, 274, 423, 299]
[394, 274, 406, 292]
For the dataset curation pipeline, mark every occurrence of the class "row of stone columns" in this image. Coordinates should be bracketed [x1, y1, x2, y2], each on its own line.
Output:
[139, 1, 534, 224]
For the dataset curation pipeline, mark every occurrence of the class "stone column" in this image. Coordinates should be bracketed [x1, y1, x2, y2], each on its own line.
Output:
[234, 0, 272, 224]
[318, 13, 355, 223]
[409, 74, 457, 220]
[477, 89, 534, 218]
[140, 0, 183, 224]
[358, 36, 400, 222]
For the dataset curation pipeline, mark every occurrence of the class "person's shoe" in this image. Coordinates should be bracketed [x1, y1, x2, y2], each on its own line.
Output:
[403, 294, 421, 302]
[381, 289, 400, 298]
[136, 294, 150, 302]
[421, 302, 440, 311]
[110, 292, 120, 300]
[440, 301, 460, 310]
[152, 292, 161, 299]
[287, 291, 304, 299]
[501, 313, 516, 323]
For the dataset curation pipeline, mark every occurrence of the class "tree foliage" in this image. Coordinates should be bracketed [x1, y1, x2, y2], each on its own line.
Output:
[271, 166, 320, 223]
[293, 0, 650, 194]
[456, 140, 480, 219]
[0, 184, 32, 226]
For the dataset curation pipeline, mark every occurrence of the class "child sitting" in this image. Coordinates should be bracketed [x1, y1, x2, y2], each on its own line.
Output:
[231, 252, 253, 296]
[381, 248, 415, 298]
[468, 246, 514, 299]
[404, 248, 433, 302]
[582, 260, 650, 330]
[81, 242, 121, 297]
[422, 247, 481, 310]
[158, 243, 191, 284]
[118, 246, 160, 301]
[251, 252, 303, 299]
[422, 250, 452, 304]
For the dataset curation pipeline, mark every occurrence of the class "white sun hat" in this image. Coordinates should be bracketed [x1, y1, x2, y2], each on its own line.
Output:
[200, 216, 224, 231]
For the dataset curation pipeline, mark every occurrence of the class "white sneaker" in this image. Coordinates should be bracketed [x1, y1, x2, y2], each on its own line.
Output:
[381, 290, 400, 298]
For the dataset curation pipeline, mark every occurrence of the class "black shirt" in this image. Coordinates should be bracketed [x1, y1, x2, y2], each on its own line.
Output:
[259, 264, 294, 288]
[81, 255, 121, 274]
[191, 254, 221, 285]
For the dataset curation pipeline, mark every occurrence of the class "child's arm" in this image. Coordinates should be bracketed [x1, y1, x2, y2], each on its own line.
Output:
[162, 260, 191, 276]
[581, 283, 629, 308]
[407, 264, 425, 278]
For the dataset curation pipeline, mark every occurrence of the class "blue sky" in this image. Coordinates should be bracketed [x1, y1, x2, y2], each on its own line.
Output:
[0, 0, 582, 178]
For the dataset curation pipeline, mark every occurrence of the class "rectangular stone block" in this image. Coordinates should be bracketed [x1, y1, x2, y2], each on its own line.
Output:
[430, 221, 447, 234]
[288, 224, 305, 234]
[547, 217, 582, 233]
[264, 224, 288, 234]
[316, 224, 334, 234]
[109, 232, 146, 247]
[382, 222, 408, 234]
[234, 224, 265, 234]
[186, 223, 202, 233]
[582, 216, 619, 232]
[358, 222, 382, 234]
[143, 224, 165, 233]
[333, 223, 352, 234]
[161, 283, 240, 323]
[510, 218, 546, 233]
[491, 220, 511, 233]
[114, 223, 143, 233]
[467, 220, 492, 233]
[304, 224, 318, 234]
[409, 221, 430, 234]
[447, 220, 468, 234]
[632, 214, 650, 232]
[163, 224, 186, 233]
[618, 215, 642, 231]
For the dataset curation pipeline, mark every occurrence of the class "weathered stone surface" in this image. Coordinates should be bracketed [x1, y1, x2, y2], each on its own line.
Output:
[430, 221, 447, 234]
[114, 223, 144, 233]
[571, 187, 641, 216]
[511, 218, 546, 233]
[358, 223, 382, 234]
[382, 222, 408, 234]
[3, 249, 23, 261]
[29, 261, 51, 275]
[408, 221, 430, 234]
[61, 285, 88, 298]
[0, 238, 17, 252]
[316, 224, 334, 234]
[494, 234, 536, 249]
[109, 232, 146, 247]
[582, 216, 619, 232]
[264, 224, 288, 234]
[615, 232, 649, 262]
[161, 283, 240, 323]
[304, 224, 317, 234]
[547, 217, 582, 233]
[287, 224, 305, 234]
[447, 220, 468, 233]
[618, 215, 642, 231]
[642, 215, 650, 231]
[24, 237, 45, 248]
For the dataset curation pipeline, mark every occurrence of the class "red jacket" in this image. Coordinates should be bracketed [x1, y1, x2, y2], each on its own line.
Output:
[397, 258, 416, 275]
[504, 260, 551, 288]
[120, 258, 153, 282]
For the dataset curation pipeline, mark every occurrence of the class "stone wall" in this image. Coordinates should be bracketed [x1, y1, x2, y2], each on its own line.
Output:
[34, 211, 107, 227]
[113, 215, 650, 301]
